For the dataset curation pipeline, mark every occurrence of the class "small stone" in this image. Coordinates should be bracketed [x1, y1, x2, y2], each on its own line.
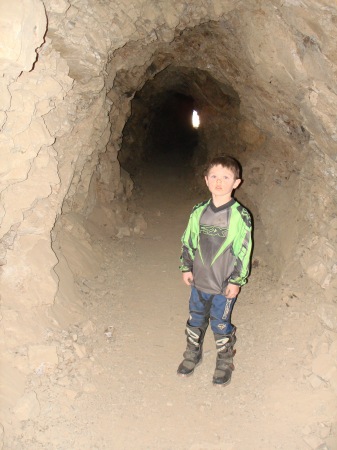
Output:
[104, 326, 114, 339]
[306, 261, 328, 285]
[73, 343, 87, 359]
[300, 367, 312, 379]
[308, 374, 323, 389]
[63, 350, 74, 361]
[321, 274, 331, 289]
[318, 304, 337, 331]
[116, 227, 131, 238]
[13, 392, 40, 421]
[133, 214, 147, 232]
[82, 320, 96, 336]
[319, 422, 331, 439]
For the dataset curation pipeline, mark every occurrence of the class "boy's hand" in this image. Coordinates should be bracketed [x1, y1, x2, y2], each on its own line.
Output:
[225, 283, 240, 298]
[182, 271, 194, 286]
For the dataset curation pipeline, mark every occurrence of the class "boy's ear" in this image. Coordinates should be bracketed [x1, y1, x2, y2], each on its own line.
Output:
[234, 178, 242, 189]
[204, 175, 209, 187]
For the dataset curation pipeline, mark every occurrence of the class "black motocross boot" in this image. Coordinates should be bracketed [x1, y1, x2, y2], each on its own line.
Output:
[177, 323, 208, 377]
[213, 330, 237, 386]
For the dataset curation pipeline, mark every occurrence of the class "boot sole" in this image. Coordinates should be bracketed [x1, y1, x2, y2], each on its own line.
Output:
[177, 358, 202, 377]
[212, 378, 232, 387]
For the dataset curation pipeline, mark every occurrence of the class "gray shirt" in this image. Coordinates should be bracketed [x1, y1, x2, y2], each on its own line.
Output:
[193, 199, 237, 295]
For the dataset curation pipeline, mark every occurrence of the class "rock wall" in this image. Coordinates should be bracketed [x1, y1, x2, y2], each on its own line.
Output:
[0, 0, 337, 438]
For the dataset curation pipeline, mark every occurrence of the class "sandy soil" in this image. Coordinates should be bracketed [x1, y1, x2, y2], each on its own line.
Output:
[7, 155, 336, 450]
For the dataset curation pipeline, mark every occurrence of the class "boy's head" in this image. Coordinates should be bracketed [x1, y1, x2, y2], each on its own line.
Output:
[204, 155, 242, 204]
[204, 155, 242, 180]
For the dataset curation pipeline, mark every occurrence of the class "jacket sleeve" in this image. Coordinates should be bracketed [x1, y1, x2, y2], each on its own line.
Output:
[179, 206, 200, 272]
[228, 208, 252, 286]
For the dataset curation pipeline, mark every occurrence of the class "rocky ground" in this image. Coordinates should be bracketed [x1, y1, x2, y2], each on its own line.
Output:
[4, 156, 336, 450]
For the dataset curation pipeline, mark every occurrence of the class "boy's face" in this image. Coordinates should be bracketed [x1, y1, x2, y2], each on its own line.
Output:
[205, 165, 241, 203]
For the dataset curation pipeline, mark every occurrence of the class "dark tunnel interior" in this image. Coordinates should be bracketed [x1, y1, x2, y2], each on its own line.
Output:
[118, 65, 241, 179]
[119, 89, 201, 175]
[146, 92, 199, 159]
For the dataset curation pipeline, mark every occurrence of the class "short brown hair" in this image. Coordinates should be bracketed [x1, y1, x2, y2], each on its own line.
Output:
[204, 155, 242, 179]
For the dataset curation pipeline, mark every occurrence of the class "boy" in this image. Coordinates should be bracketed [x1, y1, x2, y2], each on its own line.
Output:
[177, 155, 252, 386]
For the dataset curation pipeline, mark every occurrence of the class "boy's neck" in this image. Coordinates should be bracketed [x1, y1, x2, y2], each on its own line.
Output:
[212, 194, 233, 208]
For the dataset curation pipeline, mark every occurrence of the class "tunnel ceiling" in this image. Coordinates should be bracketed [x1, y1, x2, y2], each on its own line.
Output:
[110, 17, 317, 166]
[125, 65, 239, 109]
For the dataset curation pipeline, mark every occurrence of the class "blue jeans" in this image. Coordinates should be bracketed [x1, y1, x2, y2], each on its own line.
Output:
[188, 286, 236, 335]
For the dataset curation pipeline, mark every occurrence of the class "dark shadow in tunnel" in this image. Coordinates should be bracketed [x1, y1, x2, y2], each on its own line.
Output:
[145, 92, 199, 161]
[119, 88, 200, 177]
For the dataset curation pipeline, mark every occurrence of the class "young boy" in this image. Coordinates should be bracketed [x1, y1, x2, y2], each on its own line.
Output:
[177, 155, 252, 386]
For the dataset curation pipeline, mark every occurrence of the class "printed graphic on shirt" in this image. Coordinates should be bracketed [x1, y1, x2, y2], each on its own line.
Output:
[198, 224, 230, 268]
[200, 225, 228, 238]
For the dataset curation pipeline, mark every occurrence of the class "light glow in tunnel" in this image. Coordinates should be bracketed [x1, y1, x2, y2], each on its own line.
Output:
[192, 109, 200, 128]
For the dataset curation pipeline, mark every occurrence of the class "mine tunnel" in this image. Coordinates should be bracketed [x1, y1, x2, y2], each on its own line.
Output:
[1, 1, 337, 448]
[119, 64, 243, 179]
[121, 91, 198, 172]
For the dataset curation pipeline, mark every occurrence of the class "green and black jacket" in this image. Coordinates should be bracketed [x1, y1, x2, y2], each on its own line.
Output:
[180, 198, 252, 295]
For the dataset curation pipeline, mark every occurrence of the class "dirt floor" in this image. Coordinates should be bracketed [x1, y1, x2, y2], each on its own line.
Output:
[7, 155, 336, 450]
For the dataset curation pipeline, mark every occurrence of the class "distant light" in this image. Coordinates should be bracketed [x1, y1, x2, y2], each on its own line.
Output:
[192, 110, 200, 128]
